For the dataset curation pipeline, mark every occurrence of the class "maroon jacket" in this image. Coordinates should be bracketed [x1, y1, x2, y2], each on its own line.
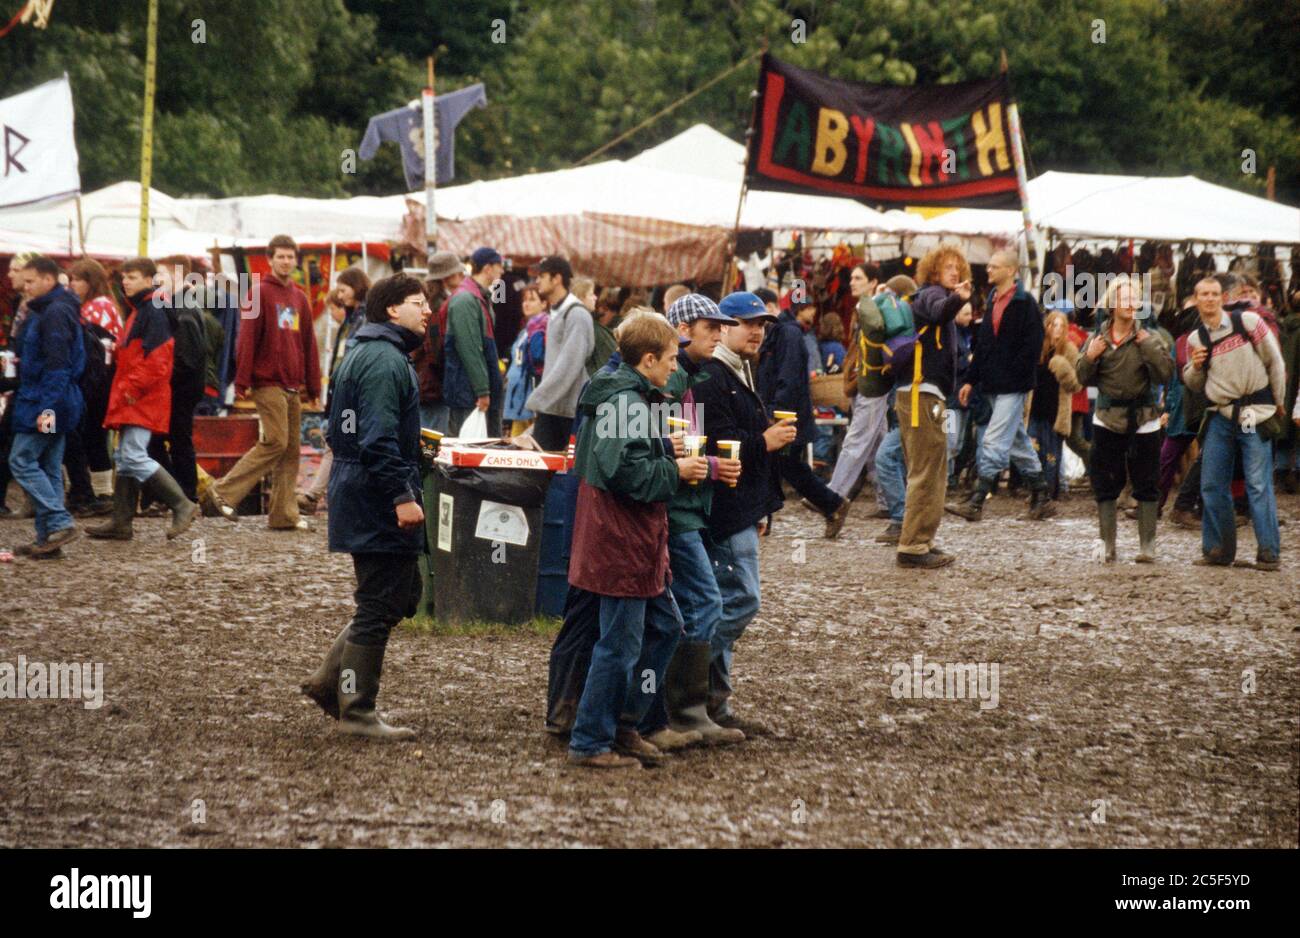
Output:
[235, 273, 320, 399]
[568, 482, 671, 598]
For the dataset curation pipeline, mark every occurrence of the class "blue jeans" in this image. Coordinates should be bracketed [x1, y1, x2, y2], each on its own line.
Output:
[946, 407, 970, 478]
[1026, 417, 1062, 498]
[668, 530, 723, 644]
[419, 402, 449, 435]
[639, 529, 725, 734]
[875, 426, 907, 524]
[9, 432, 73, 544]
[114, 424, 161, 482]
[569, 589, 683, 756]
[706, 525, 761, 718]
[1201, 412, 1280, 559]
[977, 391, 1042, 481]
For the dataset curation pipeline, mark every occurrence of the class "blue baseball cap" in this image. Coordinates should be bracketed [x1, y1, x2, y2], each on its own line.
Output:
[719, 291, 777, 323]
[666, 293, 739, 328]
[471, 247, 504, 267]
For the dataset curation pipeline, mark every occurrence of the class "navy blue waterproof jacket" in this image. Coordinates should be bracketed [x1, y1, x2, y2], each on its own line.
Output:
[326, 321, 425, 555]
[897, 284, 964, 398]
[756, 310, 816, 445]
[695, 356, 784, 540]
[14, 284, 85, 434]
[966, 282, 1044, 395]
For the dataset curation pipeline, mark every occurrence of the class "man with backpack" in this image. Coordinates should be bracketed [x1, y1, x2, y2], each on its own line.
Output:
[1183, 274, 1287, 570]
[829, 270, 917, 510]
[946, 250, 1053, 522]
[4, 256, 85, 558]
[894, 245, 972, 568]
[527, 256, 594, 451]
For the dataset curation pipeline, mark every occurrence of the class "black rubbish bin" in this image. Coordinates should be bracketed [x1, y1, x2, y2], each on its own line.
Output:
[429, 460, 554, 625]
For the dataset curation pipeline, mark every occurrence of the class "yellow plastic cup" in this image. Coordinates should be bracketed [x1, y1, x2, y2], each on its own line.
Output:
[684, 434, 707, 485]
[718, 440, 741, 486]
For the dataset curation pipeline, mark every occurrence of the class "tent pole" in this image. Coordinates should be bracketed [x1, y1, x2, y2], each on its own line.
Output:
[75, 195, 86, 255]
[137, 0, 158, 256]
[1002, 50, 1042, 294]
[720, 43, 767, 290]
[423, 55, 438, 266]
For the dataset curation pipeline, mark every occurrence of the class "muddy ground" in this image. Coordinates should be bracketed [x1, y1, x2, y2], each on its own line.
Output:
[1, 485, 1297, 848]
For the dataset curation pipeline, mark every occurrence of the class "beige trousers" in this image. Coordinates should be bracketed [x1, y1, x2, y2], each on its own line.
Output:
[215, 386, 301, 527]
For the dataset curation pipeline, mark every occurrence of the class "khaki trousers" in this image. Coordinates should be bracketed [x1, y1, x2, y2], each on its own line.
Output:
[896, 390, 948, 555]
[215, 386, 301, 527]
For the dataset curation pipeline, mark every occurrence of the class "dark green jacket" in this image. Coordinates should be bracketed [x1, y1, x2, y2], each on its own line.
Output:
[326, 322, 424, 555]
[664, 349, 714, 536]
[202, 309, 225, 392]
[855, 295, 890, 398]
[569, 362, 678, 597]
[573, 363, 679, 502]
[587, 313, 619, 377]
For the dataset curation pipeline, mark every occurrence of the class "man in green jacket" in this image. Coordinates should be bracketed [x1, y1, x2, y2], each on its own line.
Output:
[444, 247, 503, 437]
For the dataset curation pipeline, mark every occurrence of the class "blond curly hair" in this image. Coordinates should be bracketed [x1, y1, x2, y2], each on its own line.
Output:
[915, 243, 971, 286]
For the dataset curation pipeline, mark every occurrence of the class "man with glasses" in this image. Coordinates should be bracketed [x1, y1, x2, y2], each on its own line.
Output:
[301, 273, 430, 740]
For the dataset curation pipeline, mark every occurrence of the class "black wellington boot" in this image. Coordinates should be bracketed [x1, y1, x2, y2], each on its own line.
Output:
[87, 476, 140, 540]
[143, 468, 199, 539]
[300, 625, 350, 719]
[946, 476, 993, 521]
[1024, 474, 1058, 520]
[337, 641, 416, 741]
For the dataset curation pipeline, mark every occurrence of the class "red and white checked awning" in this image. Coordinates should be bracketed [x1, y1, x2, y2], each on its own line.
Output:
[403, 202, 729, 287]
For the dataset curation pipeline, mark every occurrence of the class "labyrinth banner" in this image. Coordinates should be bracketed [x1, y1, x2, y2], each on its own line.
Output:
[747, 55, 1022, 209]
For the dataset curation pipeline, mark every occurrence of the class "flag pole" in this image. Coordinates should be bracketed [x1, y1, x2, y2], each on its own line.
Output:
[422, 55, 438, 266]
[137, 0, 158, 257]
[1002, 49, 1041, 292]
[719, 42, 766, 290]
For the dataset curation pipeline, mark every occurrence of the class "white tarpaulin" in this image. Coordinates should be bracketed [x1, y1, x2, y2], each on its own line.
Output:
[0, 75, 81, 209]
[897, 171, 1300, 246]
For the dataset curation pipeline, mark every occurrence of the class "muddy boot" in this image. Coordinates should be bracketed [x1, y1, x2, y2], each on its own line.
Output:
[300, 625, 350, 719]
[1134, 500, 1158, 563]
[614, 727, 666, 766]
[337, 641, 415, 741]
[665, 641, 744, 746]
[1024, 474, 1057, 520]
[87, 476, 140, 540]
[1097, 499, 1118, 563]
[824, 497, 850, 539]
[945, 476, 993, 521]
[644, 726, 702, 751]
[143, 468, 199, 540]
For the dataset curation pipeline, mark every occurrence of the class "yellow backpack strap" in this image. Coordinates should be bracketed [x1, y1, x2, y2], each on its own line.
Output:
[910, 326, 927, 427]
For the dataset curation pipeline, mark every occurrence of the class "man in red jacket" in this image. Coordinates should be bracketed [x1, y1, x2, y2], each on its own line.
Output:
[202, 235, 320, 529]
[88, 257, 198, 541]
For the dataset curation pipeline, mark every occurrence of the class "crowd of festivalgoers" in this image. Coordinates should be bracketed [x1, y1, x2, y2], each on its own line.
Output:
[3, 239, 1299, 761]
